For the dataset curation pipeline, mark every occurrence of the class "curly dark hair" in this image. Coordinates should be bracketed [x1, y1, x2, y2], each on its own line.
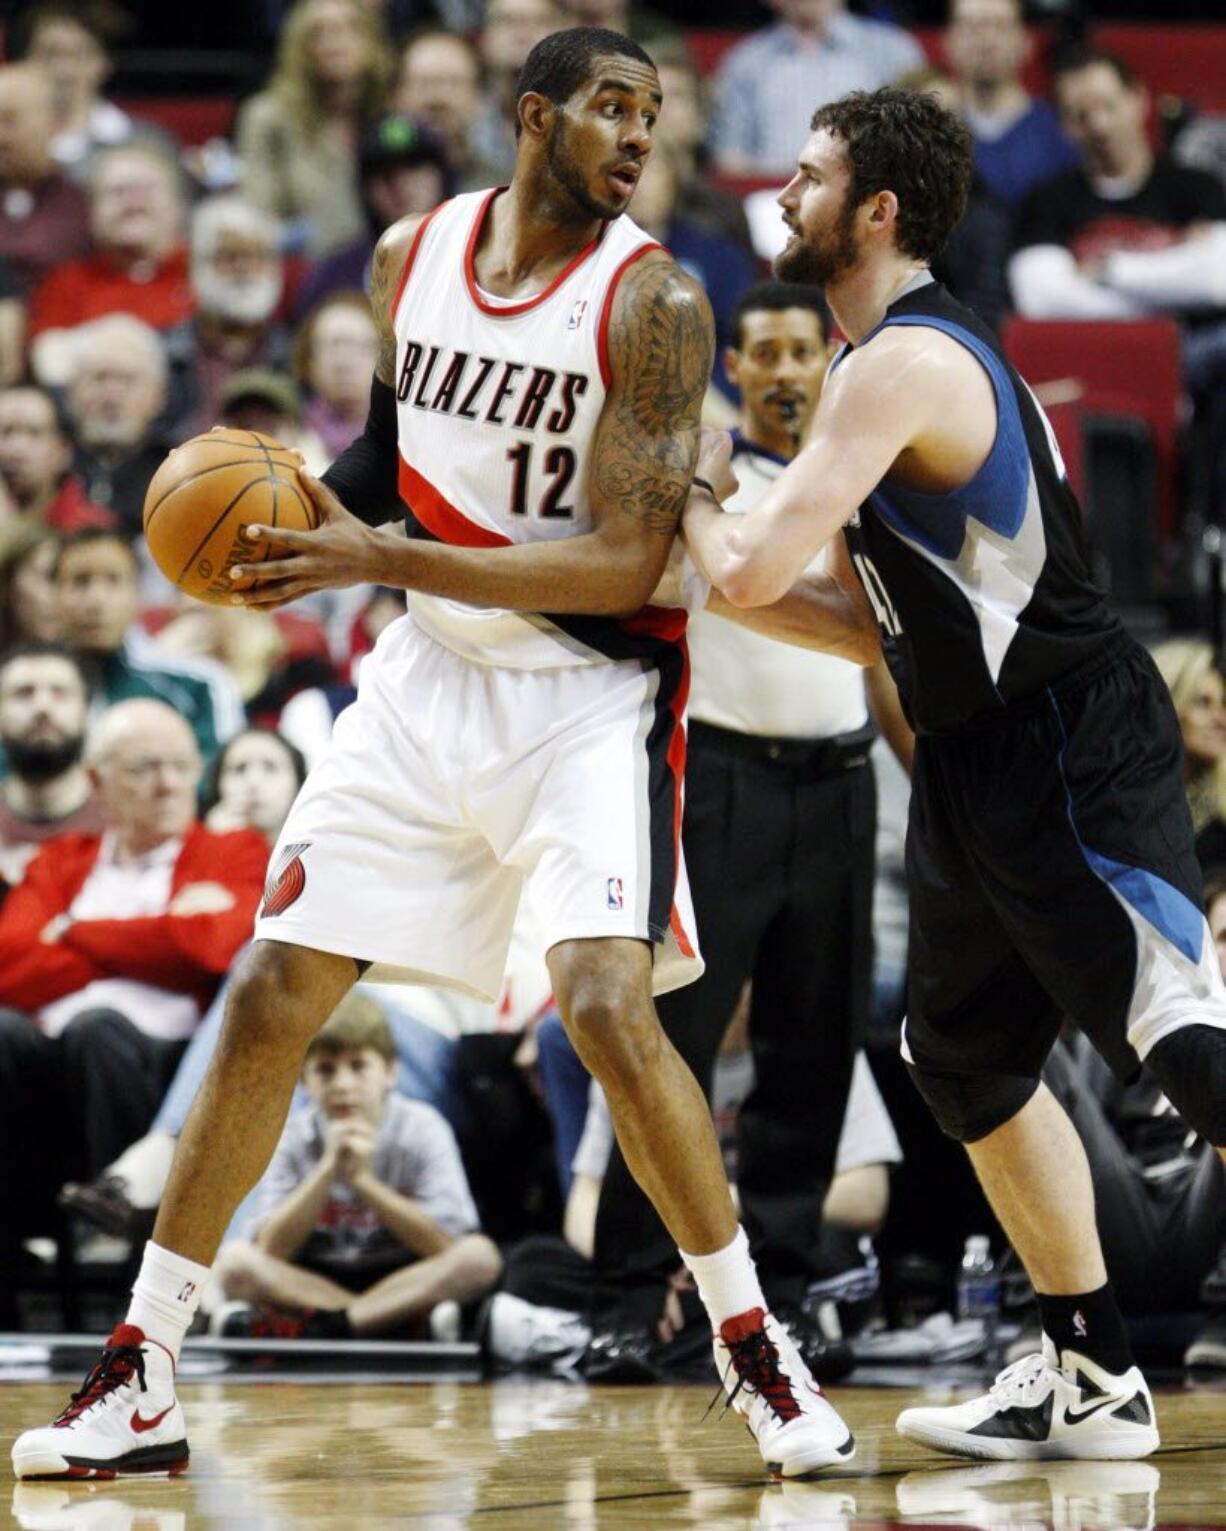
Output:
[810, 88, 973, 265]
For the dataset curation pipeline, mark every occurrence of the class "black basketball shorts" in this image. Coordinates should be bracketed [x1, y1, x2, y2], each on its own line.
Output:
[902, 640, 1226, 1086]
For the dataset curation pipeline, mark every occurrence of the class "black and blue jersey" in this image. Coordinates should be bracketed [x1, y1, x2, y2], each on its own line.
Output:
[835, 276, 1124, 735]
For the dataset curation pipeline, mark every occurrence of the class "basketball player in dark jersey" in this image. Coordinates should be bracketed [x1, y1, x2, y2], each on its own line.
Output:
[686, 86, 1226, 1461]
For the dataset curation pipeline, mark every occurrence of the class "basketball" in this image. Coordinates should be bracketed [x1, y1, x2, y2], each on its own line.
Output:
[142, 430, 317, 605]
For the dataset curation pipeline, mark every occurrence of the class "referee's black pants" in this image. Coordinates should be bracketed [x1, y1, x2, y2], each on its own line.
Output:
[592, 720, 877, 1323]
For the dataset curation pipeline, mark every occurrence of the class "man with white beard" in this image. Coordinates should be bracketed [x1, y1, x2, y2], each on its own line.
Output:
[166, 195, 291, 440]
[66, 314, 170, 536]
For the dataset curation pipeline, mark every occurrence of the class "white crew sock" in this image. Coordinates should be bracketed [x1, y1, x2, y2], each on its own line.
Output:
[680, 1224, 767, 1332]
[127, 1241, 211, 1363]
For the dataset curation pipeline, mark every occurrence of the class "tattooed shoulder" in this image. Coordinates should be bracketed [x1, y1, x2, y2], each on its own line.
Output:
[593, 251, 715, 536]
[370, 215, 425, 386]
[608, 252, 713, 427]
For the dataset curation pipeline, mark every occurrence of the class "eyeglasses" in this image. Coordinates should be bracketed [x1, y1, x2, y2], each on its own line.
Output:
[112, 756, 200, 781]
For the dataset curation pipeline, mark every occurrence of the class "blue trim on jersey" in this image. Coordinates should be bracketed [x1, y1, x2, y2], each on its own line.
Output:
[729, 430, 789, 468]
[865, 315, 1031, 560]
[1049, 689, 1205, 967]
[830, 315, 1032, 562]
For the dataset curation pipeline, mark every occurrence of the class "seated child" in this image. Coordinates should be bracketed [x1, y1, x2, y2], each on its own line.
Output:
[214, 993, 501, 1338]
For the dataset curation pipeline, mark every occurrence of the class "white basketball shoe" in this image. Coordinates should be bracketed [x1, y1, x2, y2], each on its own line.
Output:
[896, 1336, 1159, 1461]
[11, 1325, 189, 1481]
[713, 1306, 856, 1478]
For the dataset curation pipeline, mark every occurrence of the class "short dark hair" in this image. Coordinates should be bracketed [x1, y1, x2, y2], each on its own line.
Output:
[1051, 45, 1138, 93]
[51, 526, 140, 581]
[811, 87, 973, 265]
[515, 26, 655, 137]
[201, 726, 308, 816]
[730, 282, 830, 350]
[0, 638, 88, 688]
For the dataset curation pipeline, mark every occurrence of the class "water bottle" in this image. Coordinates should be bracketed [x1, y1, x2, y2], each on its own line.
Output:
[956, 1235, 1000, 1355]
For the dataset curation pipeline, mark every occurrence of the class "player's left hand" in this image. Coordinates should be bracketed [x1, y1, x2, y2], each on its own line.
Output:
[228, 474, 380, 609]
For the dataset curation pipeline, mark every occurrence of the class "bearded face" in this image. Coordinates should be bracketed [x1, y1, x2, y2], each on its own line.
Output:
[774, 129, 865, 289]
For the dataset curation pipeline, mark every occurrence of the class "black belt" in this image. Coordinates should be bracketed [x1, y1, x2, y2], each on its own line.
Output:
[688, 718, 873, 775]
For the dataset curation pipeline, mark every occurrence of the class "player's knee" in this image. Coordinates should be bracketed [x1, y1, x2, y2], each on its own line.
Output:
[550, 942, 657, 1081]
[906, 1061, 1039, 1144]
[562, 986, 661, 1090]
[223, 943, 333, 1052]
[1145, 1025, 1226, 1146]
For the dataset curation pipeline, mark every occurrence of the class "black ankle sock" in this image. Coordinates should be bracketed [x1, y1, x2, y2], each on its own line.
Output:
[1037, 1283, 1133, 1374]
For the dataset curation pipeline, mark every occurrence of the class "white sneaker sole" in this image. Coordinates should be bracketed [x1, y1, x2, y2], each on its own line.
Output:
[770, 1429, 857, 1478]
[12, 1439, 190, 1481]
[896, 1415, 1159, 1462]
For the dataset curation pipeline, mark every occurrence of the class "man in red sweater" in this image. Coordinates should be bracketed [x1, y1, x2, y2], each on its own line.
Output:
[0, 696, 266, 1308]
[28, 142, 193, 376]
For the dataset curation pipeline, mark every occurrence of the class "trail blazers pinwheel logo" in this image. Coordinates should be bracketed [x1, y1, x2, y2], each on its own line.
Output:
[262, 841, 311, 918]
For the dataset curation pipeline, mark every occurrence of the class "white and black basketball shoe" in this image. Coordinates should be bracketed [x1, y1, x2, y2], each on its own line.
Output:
[896, 1336, 1159, 1461]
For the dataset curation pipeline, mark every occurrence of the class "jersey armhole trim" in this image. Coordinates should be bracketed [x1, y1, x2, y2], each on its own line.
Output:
[597, 241, 663, 389]
[389, 200, 449, 327]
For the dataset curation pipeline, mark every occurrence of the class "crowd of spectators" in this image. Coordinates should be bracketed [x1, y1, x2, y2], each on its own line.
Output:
[0, 0, 1225, 1380]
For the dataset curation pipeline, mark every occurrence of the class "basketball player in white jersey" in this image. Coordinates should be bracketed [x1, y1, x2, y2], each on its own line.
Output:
[13, 29, 853, 1483]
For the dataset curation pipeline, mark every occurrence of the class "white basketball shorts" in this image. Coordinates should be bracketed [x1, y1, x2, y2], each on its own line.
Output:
[253, 611, 702, 1000]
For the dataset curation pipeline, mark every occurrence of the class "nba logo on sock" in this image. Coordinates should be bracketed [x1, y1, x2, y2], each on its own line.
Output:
[567, 298, 588, 331]
[1073, 1309, 1087, 1337]
[177, 1280, 197, 1303]
[607, 876, 623, 910]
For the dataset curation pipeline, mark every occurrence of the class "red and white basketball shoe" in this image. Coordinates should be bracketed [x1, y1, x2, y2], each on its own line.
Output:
[713, 1307, 856, 1478]
[11, 1325, 188, 1481]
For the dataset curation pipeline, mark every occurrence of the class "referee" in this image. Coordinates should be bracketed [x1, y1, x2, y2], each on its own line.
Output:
[588, 282, 878, 1367]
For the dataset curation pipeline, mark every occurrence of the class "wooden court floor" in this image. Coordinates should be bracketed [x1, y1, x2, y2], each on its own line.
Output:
[4, 1378, 1226, 1528]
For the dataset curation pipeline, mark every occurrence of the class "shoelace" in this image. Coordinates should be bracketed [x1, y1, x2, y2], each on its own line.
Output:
[56, 1342, 147, 1427]
[710, 1325, 802, 1425]
[987, 1351, 1056, 1408]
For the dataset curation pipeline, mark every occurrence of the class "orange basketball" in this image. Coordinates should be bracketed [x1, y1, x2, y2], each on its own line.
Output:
[142, 430, 317, 605]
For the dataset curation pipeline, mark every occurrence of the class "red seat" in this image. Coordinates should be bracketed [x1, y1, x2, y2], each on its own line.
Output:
[1001, 317, 1185, 536]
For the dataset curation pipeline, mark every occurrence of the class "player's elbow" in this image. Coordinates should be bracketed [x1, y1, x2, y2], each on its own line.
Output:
[720, 556, 789, 610]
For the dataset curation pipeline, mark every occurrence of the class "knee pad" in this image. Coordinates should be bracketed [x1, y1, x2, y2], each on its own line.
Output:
[1145, 1025, 1226, 1146]
[906, 1061, 1039, 1144]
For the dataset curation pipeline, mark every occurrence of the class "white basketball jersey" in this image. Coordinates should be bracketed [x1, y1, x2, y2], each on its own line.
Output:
[389, 188, 667, 670]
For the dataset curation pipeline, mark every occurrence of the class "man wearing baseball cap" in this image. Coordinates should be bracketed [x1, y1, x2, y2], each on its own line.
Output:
[293, 115, 455, 320]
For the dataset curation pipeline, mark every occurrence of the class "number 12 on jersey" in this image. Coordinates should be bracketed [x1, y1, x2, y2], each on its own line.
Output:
[507, 442, 577, 520]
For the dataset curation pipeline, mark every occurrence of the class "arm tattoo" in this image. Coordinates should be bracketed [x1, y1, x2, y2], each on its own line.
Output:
[593, 255, 715, 537]
[369, 225, 412, 387]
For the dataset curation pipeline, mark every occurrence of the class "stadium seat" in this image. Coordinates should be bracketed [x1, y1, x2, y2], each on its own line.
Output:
[1001, 316, 1185, 540]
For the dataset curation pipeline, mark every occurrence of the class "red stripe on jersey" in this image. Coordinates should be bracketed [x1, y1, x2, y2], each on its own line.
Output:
[597, 242, 662, 389]
[398, 454, 512, 549]
[660, 629, 694, 959]
[463, 188, 609, 318]
[389, 201, 449, 327]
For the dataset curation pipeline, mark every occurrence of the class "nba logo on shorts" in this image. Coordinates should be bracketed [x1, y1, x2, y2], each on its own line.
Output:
[607, 876, 624, 910]
[567, 298, 588, 331]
